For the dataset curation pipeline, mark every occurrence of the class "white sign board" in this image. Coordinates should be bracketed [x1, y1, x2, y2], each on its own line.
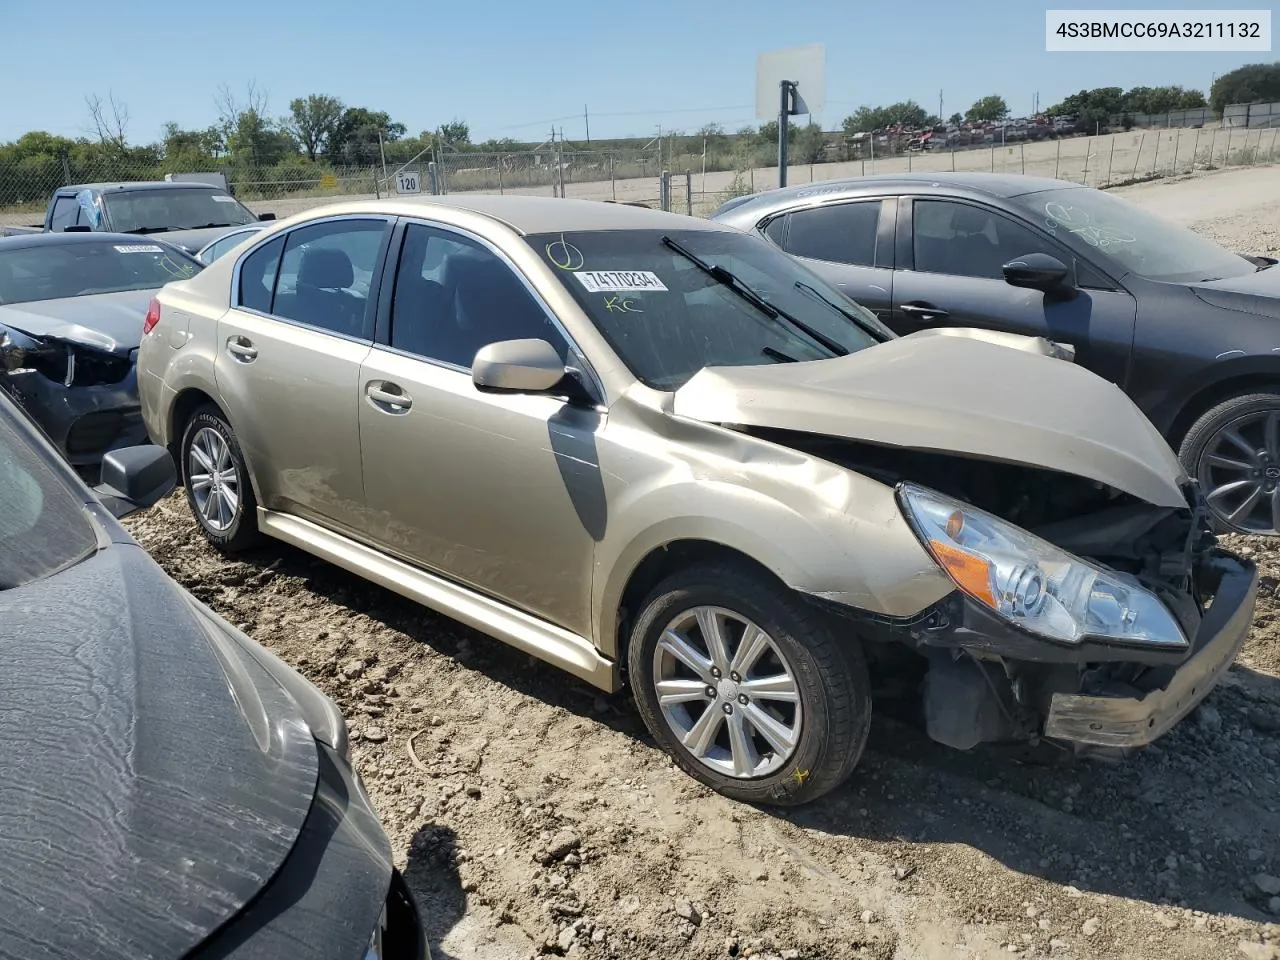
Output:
[395, 169, 422, 195]
[755, 44, 826, 119]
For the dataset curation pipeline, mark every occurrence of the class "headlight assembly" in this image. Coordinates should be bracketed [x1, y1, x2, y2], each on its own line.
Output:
[897, 482, 1187, 649]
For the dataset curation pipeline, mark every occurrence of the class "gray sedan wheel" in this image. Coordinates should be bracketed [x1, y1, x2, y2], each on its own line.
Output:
[1180, 392, 1280, 535]
[628, 562, 871, 806]
[180, 406, 261, 552]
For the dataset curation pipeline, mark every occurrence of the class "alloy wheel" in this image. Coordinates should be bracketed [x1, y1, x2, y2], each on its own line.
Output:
[188, 426, 241, 533]
[651, 605, 802, 778]
[1197, 410, 1280, 535]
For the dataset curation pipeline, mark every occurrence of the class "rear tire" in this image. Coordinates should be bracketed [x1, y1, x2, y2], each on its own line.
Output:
[180, 405, 261, 553]
[627, 562, 871, 806]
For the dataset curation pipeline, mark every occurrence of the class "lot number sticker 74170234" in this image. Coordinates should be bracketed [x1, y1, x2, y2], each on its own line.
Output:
[574, 271, 668, 293]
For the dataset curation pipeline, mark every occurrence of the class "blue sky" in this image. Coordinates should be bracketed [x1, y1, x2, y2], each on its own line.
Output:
[2, 0, 1266, 145]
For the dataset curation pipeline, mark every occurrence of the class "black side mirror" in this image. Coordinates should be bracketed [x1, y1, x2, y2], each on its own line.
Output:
[94, 445, 177, 519]
[258, 212, 277, 221]
[1002, 252, 1076, 299]
[63, 225, 92, 233]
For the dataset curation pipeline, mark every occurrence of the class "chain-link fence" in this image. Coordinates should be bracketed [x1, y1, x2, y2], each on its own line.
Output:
[3, 111, 1279, 229]
[691, 123, 1280, 219]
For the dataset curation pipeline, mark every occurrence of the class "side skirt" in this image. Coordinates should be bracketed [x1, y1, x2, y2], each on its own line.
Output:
[257, 508, 619, 691]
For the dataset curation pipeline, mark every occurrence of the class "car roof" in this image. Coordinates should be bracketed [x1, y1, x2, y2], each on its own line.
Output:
[0, 231, 194, 253]
[714, 172, 1085, 219]
[294, 194, 726, 236]
[57, 181, 228, 195]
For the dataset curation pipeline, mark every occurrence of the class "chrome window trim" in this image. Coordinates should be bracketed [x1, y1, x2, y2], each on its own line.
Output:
[378, 215, 607, 405]
[228, 214, 396, 344]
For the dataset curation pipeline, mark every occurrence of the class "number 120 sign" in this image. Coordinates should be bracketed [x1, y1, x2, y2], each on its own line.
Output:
[395, 170, 421, 194]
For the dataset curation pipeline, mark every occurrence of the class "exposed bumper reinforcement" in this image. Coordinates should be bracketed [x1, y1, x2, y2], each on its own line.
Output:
[1044, 554, 1257, 748]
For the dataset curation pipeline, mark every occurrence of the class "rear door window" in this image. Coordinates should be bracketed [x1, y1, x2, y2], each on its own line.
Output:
[783, 201, 882, 266]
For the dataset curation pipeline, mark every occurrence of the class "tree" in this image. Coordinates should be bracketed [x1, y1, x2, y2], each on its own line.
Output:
[792, 122, 827, 163]
[85, 92, 129, 152]
[1210, 62, 1280, 115]
[948, 112, 963, 126]
[758, 119, 796, 142]
[328, 108, 407, 165]
[437, 119, 470, 148]
[214, 82, 295, 164]
[841, 100, 929, 134]
[161, 122, 224, 163]
[1122, 85, 1206, 115]
[286, 94, 344, 161]
[1048, 87, 1124, 132]
[965, 95, 1010, 124]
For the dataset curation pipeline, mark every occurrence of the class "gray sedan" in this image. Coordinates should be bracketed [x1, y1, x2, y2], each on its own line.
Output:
[0, 231, 201, 479]
[714, 173, 1280, 535]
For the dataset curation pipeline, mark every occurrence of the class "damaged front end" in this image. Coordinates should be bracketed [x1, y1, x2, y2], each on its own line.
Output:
[0, 325, 144, 478]
[759, 431, 1258, 757]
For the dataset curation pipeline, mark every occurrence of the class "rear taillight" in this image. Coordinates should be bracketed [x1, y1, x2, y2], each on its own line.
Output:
[142, 298, 161, 336]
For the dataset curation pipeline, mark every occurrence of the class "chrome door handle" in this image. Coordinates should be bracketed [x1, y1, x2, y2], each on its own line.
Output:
[899, 302, 950, 323]
[226, 337, 257, 362]
[366, 381, 412, 412]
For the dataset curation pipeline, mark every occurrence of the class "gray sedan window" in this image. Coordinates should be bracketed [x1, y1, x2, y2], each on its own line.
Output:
[784, 201, 881, 267]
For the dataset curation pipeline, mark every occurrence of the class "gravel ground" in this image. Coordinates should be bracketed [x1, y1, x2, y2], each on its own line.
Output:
[121, 166, 1280, 960]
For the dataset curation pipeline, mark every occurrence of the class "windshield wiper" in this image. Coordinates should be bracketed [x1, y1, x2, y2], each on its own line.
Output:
[125, 226, 175, 235]
[762, 346, 799, 363]
[185, 222, 234, 230]
[793, 280, 894, 340]
[661, 235, 849, 357]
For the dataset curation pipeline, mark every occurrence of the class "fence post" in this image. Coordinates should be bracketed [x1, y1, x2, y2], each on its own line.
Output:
[1020, 142, 1025, 174]
[1054, 138, 1061, 178]
[989, 145, 994, 172]
[60, 153, 72, 185]
[1225, 126, 1234, 166]
[372, 169, 381, 199]
[951, 147, 955, 172]
[556, 146, 566, 198]
[427, 161, 439, 196]
[497, 157, 504, 195]
[1132, 132, 1145, 180]
[685, 170, 692, 216]
[660, 170, 670, 211]
[1193, 127, 1202, 169]
[610, 155, 616, 201]
[1151, 132, 1160, 176]
[1105, 136, 1115, 185]
[908, 151, 912, 172]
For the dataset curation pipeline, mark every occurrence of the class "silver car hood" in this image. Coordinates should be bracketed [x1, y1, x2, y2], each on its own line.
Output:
[671, 329, 1189, 509]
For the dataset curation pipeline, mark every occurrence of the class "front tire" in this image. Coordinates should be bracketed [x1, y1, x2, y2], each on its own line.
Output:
[627, 563, 871, 806]
[1178, 391, 1280, 535]
[180, 405, 261, 553]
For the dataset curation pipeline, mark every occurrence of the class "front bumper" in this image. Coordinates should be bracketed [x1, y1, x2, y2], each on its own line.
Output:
[3, 363, 146, 472]
[1044, 553, 1257, 747]
[189, 743, 426, 960]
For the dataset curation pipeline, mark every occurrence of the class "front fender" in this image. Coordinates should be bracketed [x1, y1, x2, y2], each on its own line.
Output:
[591, 465, 952, 660]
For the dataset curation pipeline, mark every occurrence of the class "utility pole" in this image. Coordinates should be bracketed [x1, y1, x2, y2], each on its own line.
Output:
[938, 89, 943, 125]
[584, 105, 590, 144]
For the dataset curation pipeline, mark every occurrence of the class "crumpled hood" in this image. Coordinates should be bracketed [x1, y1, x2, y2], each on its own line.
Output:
[0, 542, 318, 960]
[0, 289, 155, 354]
[1191, 265, 1280, 320]
[672, 330, 1189, 509]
